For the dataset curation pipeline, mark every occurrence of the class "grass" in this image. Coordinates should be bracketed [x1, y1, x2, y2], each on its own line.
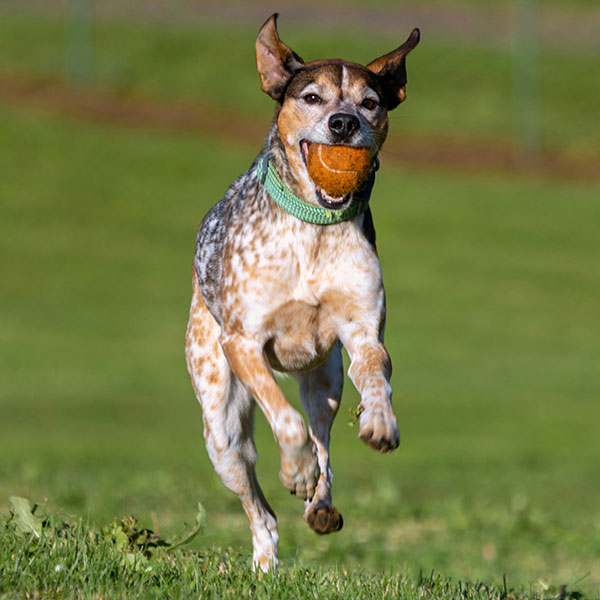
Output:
[0, 499, 590, 599]
[1, 100, 599, 598]
[0, 12, 599, 157]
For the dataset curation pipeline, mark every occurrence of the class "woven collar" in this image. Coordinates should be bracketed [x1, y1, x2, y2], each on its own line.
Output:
[256, 156, 373, 225]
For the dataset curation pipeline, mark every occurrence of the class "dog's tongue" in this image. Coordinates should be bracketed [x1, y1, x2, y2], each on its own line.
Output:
[301, 140, 310, 161]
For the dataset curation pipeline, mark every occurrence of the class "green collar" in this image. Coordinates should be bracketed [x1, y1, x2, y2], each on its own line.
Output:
[256, 156, 373, 225]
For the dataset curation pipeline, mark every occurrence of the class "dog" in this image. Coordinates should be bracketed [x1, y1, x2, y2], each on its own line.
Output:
[185, 14, 419, 571]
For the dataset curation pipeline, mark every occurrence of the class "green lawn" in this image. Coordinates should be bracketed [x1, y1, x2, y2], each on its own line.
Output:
[1, 101, 599, 598]
[2, 500, 562, 600]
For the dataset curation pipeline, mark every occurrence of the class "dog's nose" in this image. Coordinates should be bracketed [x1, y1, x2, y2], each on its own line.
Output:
[328, 113, 360, 140]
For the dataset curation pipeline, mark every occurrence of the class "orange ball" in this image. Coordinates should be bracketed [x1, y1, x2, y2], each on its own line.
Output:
[306, 144, 371, 198]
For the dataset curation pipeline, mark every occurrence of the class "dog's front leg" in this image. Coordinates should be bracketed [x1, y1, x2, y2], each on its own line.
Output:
[340, 326, 399, 453]
[221, 333, 320, 499]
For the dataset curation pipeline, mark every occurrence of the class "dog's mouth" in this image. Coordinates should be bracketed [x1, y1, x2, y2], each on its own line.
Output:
[300, 140, 352, 209]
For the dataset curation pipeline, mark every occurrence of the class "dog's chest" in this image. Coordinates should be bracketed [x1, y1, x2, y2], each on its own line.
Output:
[263, 297, 336, 372]
[223, 214, 381, 373]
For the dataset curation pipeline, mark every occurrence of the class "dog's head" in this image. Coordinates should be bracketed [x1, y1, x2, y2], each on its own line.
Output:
[255, 14, 419, 206]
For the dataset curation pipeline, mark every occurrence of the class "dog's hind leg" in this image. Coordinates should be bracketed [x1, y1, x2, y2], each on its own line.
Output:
[295, 343, 344, 534]
[186, 277, 278, 571]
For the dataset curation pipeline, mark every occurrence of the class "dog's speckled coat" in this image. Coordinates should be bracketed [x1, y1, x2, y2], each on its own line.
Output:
[185, 14, 419, 570]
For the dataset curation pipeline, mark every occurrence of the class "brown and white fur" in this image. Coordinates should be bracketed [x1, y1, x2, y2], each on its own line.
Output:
[185, 14, 419, 571]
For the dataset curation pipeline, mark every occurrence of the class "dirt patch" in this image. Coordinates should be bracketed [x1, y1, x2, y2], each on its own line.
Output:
[1, 73, 597, 181]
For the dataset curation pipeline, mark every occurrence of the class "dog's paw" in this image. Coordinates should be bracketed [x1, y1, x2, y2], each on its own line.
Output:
[252, 552, 279, 573]
[358, 405, 400, 453]
[279, 439, 320, 500]
[306, 503, 343, 534]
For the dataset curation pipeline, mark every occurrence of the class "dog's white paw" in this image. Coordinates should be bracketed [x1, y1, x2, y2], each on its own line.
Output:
[279, 438, 320, 500]
[358, 405, 399, 453]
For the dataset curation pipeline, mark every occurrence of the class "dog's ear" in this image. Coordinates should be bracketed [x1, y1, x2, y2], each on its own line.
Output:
[255, 13, 304, 101]
[367, 28, 420, 110]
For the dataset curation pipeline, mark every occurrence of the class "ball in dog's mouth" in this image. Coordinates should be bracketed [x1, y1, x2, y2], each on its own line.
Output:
[301, 141, 372, 207]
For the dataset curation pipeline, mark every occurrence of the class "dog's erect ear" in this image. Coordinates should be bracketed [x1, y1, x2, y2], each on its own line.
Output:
[255, 13, 304, 101]
[367, 28, 420, 110]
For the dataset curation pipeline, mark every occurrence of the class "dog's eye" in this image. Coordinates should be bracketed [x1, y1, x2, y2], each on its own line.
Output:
[361, 98, 378, 110]
[303, 94, 322, 105]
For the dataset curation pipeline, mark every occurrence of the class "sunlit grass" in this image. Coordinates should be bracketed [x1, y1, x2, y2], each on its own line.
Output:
[1, 497, 590, 599]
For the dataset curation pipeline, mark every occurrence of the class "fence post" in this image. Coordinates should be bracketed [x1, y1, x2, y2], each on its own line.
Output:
[512, 0, 542, 165]
[64, 0, 94, 86]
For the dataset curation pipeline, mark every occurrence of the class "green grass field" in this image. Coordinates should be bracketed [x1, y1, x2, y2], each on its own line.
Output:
[2, 104, 599, 598]
[1, 7, 599, 599]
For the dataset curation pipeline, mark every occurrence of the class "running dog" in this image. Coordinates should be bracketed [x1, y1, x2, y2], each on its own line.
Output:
[185, 14, 419, 570]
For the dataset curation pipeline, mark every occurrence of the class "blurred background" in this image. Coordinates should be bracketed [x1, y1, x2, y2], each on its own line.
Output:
[1, 0, 599, 594]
